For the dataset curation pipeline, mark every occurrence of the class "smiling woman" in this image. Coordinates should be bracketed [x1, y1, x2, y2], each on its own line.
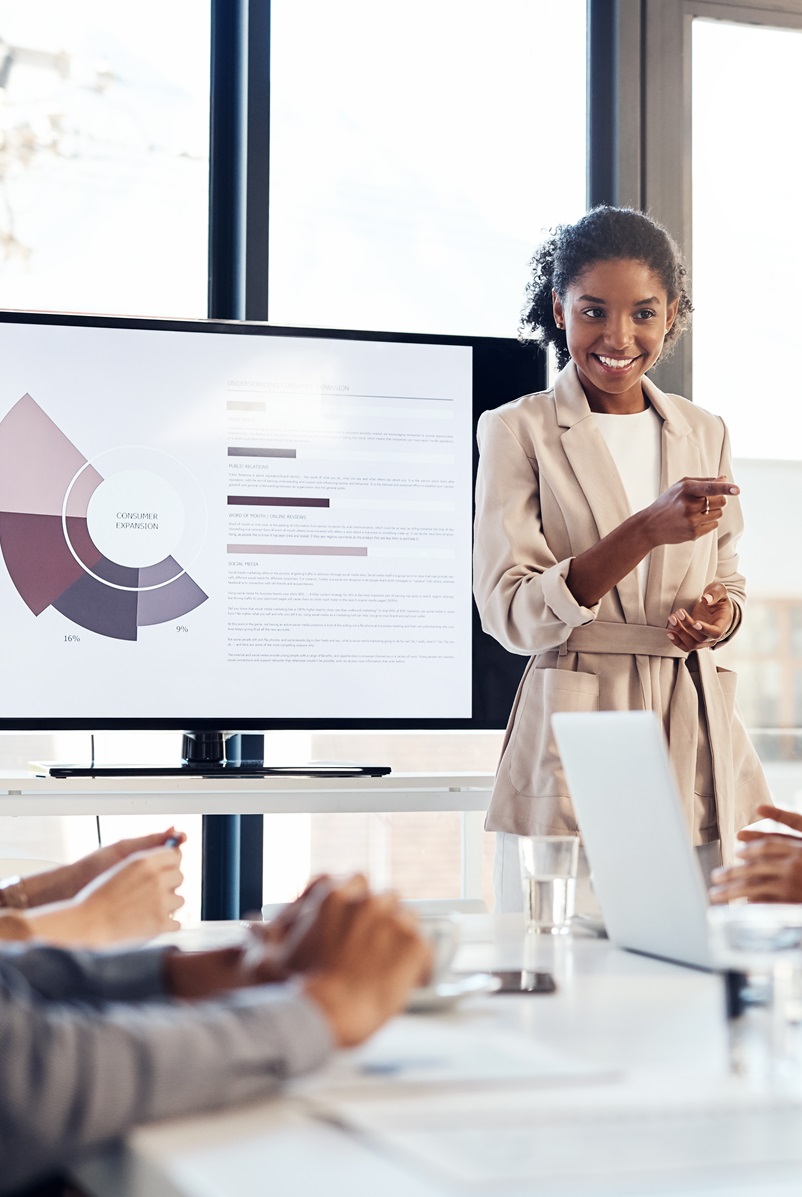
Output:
[473, 206, 771, 913]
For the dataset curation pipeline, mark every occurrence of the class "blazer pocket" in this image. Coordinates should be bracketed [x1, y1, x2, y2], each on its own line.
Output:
[509, 667, 600, 797]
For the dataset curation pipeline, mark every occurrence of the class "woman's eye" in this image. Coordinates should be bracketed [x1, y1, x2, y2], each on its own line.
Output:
[582, 308, 604, 319]
[635, 309, 657, 320]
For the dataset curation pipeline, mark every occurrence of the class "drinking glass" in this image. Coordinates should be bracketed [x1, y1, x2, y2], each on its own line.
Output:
[518, 835, 579, 934]
[708, 904, 802, 1084]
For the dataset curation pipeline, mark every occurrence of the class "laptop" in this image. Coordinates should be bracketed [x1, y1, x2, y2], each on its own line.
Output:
[551, 710, 715, 970]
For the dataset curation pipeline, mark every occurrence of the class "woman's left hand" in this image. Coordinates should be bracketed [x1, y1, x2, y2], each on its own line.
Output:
[665, 581, 733, 652]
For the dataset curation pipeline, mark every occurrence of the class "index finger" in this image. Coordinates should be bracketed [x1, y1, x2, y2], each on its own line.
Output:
[738, 829, 802, 845]
[685, 477, 739, 498]
[753, 804, 802, 834]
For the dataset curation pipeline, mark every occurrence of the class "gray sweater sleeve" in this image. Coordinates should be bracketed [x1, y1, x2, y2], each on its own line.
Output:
[1, 941, 169, 1003]
[0, 952, 333, 1194]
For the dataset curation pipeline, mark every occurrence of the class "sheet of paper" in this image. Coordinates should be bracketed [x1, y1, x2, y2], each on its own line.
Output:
[317, 1074, 802, 1192]
[297, 1014, 620, 1099]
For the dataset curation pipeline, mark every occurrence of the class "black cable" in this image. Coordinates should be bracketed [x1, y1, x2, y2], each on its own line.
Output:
[91, 735, 101, 846]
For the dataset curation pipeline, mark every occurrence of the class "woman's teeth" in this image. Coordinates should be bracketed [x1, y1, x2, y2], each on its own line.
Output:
[597, 355, 635, 370]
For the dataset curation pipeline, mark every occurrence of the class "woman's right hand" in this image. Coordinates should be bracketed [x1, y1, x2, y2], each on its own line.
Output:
[641, 476, 739, 546]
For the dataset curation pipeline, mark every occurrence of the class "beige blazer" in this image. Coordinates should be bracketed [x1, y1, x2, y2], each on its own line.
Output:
[473, 363, 769, 864]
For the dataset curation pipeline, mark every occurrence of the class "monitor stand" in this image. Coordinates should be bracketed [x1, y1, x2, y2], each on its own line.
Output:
[38, 731, 391, 779]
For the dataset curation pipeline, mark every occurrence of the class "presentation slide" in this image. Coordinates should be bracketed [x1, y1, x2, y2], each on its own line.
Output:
[0, 321, 473, 721]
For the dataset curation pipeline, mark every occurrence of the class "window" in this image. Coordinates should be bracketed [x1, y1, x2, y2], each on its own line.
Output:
[693, 13, 802, 793]
[0, 0, 210, 317]
[268, 0, 587, 335]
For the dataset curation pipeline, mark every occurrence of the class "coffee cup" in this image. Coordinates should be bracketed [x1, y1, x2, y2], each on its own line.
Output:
[418, 914, 461, 985]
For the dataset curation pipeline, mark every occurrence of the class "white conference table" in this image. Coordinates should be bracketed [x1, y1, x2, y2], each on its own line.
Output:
[72, 914, 802, 1197]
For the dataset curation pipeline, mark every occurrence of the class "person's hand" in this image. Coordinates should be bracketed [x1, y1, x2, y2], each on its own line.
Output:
[165, 878, 433, 1042]
[71, 846, 185, 944]
[737, 804, 802, 841]
[641, 476, 738, 548]
[301, 889, 432, 1046]
[163, 877, 366, 998]
[710, 805, 802, 904]
[16, 827, 187, 907]
[70, 828, 187, 893]
[250, 874, 371, 977]
[665, 582, 733, 652]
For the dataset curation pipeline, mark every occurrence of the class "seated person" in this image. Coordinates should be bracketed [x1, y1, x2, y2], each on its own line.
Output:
[710, 804, 802, 903]
[0, 829, 185, 945]
[0, 874, 431, 1196]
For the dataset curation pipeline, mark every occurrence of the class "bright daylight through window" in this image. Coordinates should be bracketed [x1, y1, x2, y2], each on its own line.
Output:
[0, 0, 209, 317]
[693, 17, 802, 781]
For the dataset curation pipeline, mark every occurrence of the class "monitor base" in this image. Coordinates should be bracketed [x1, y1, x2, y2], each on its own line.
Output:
[33, 763, 392, 779]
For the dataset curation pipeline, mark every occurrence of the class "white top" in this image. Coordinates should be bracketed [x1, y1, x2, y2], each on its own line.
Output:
[593, 403, 662, 594]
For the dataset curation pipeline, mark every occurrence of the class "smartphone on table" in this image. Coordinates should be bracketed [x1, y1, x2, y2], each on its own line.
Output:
[489, 970, 556, 994]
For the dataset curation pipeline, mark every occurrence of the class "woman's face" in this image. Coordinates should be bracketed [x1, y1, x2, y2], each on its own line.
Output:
[552, 258, 678, 412]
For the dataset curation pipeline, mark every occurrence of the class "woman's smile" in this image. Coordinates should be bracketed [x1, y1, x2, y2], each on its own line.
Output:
[591, 353, 641, 374]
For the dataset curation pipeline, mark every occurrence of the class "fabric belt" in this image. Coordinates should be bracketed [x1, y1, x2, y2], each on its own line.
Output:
[563, 621, 687, 658]
[561, 619, 737, 864]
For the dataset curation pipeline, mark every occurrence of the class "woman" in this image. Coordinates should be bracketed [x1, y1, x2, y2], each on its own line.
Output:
[473, 206, 769, 911]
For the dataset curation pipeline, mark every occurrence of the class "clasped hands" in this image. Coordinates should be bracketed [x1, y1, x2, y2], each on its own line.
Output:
[164, 875, 433, 1047]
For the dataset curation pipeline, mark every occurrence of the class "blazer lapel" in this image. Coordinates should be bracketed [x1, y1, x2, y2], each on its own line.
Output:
[556, 364, 645, 624]
[642, 375, 703, 622]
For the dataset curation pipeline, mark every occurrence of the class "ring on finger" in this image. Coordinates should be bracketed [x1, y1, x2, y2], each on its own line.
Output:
[702, 496, 710, 515]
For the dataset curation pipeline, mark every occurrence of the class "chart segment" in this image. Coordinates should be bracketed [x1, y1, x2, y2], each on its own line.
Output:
[0, 394, 208, 640]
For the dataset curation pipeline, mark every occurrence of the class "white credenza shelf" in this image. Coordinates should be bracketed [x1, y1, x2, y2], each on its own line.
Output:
[0, 771, 494, 817]
[0, 772, 494, 899]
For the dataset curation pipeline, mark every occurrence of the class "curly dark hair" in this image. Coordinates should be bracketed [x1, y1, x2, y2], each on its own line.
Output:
[521, 206, 693, 370]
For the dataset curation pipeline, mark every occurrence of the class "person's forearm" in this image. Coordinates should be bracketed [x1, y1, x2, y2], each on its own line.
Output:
[163, 945, 288, 997]
[16, 861, 85, 907]
[0, 910, 32, 941]
[566, 510, 655, 608]
[22, 899, 99, 946]
[0, 968, 332, 1196]
[2, 942, 168, 1002]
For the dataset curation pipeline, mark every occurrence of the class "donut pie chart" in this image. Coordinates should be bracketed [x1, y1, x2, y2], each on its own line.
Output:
[0, 393, 208, 641]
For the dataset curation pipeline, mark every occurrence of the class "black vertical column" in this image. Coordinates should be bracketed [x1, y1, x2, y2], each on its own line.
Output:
[200, 734, 265, 920]
[587, 0, 618, 209]
[244, 0, 271, 320]
[233, 735, 265, 916]
[203, 0, 268, 919]
[208, 0, 247, 321]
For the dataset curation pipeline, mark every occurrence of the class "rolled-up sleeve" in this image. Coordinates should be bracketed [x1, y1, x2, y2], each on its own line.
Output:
[474, 409, 599, 655]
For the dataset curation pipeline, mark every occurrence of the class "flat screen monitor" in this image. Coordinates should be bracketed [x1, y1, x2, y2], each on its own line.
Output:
[0, 312, 544, 743]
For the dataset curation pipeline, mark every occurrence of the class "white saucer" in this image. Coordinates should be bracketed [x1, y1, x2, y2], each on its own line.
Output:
[406, 971, 501, 1013]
